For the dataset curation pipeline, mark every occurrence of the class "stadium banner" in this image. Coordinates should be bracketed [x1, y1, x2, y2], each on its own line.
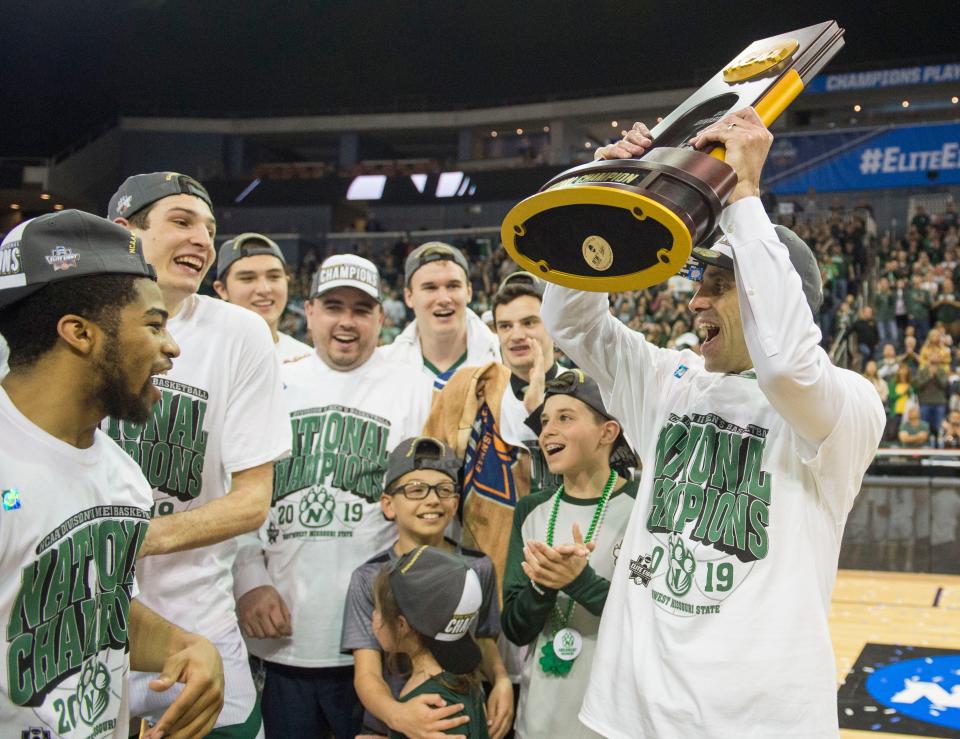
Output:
[767, 122, 960, 194]
[806, 62, 960, 93]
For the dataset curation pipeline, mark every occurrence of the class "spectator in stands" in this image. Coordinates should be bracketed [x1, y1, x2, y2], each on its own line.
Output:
[899, 404, 931, 448]
[912, 204, 931, 233]
[907, 274, 932, 341]
[916, 331, 950, 433]
[863, 360, 889, 407]
[853, 305, 880, 365]
[382, 242, 499, 391]
[873, 277, 898, 347]
[886, 364, 915, 444]
[382, 288, 408, 326]
[213, 232, 312, 363]
[899, 334, 921, 372]
[933, 277, 960, 342]
[939, 409, 960, 448]
[894, 277, 910, 338]
[877, 343, 900, 383]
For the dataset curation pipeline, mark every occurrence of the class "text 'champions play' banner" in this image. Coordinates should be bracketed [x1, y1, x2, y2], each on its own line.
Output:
[806, 63, 960, 93]
[766, 122, 960, 194]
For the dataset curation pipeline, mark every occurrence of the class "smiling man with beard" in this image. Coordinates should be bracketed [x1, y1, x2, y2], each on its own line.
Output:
[107, 173, 291, 738]
[0, 210, 225, 739]
[233, 254, 435, 738]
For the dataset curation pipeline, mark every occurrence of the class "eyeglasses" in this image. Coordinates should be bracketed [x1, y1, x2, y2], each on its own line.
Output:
[388, 481, 459, 499]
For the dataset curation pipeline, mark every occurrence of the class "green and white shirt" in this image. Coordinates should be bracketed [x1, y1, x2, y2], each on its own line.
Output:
[1, 387, 153, 739]
[501, 480, 638, 739]
[542, 198, 885, 739]
[234, 350, 435, 667]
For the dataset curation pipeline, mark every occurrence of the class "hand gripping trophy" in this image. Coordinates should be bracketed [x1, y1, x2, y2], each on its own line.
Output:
[501, 21, 845, 291]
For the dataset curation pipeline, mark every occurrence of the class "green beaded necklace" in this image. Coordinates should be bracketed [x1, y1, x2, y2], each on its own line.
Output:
[539, 468, 617, 676]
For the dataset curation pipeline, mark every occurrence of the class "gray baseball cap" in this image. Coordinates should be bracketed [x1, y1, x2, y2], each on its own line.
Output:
[389, 546, 483, 674]
[310, 254, 381, 302]
[384, 436, 461, 492]
[0, 210, 155, 309]
[217, 233, 286, 278]
[404, 242, 470, 286]
[681, 225, 823, 314]
[108, 172, 213, 221]
[525, 369, 639, 476]
[497, 270, 545, 297]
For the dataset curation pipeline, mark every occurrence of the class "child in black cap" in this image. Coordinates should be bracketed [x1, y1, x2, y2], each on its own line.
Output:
[501, 369, 639, 738]
[372, 545, 491, 739]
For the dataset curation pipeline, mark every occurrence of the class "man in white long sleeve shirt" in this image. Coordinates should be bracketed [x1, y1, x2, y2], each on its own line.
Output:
[540, 108, 885, 739]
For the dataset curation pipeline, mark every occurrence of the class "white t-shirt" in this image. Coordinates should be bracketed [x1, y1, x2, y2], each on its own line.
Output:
[0, 387, 153, 739]
[276, 331, 312, 364]
[379, 309, 500, 390]
[0, 333, 8, 381]
[103, 294, 290, 643]
[233, 350, 434, 667]
[542, 199, 885, 739]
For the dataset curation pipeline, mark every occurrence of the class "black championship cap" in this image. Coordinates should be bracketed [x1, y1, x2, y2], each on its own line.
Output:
[525, 369, 639, 476]
[384, 436, 461, 492]
[0, 210, 155, 309]
[217, 232, 286, 278]
[108, 172, 213, 221]
[680, 225, 823, 314]
[389, 546, 483, 675]
[404, 242, 470, 286]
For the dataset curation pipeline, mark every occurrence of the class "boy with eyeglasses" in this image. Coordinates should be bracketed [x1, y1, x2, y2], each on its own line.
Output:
[343, 436, 513, 739]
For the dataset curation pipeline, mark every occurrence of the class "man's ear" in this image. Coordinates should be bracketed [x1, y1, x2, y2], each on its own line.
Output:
[213, 280, 229, 301]
[404, 287, 414, 309]
[113, 217, 130, 228]
[56, 314, 99, 357]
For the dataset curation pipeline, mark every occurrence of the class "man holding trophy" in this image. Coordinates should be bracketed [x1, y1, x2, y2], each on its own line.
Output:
[533, 106, 885, 737]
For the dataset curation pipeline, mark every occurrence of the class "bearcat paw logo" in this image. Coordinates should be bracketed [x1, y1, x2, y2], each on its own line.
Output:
[76, 659, 110, 725]
[666, 534, 696, 597]
[300, 486, 335, 528]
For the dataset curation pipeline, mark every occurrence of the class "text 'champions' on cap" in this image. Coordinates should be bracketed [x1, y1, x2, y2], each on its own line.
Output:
[389, 546, 483, 675]
[310, 254, 382, 302]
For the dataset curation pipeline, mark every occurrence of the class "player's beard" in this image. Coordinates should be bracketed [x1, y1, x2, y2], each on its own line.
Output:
[93, 330, 156, 425]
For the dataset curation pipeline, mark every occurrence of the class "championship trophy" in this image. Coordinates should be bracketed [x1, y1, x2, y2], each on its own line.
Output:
[500, 21, 845, 291]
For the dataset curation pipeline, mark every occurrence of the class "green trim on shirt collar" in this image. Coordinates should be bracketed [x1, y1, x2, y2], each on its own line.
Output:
[423, 350, 468, 377]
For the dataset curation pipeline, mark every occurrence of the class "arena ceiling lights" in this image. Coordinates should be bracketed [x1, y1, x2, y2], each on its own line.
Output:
[346, 174, 388, 200]
[344, 172, 477, 201]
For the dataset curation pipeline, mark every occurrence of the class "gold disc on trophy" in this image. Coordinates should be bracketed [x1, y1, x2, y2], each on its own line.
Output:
[723, 38, 800, 82]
